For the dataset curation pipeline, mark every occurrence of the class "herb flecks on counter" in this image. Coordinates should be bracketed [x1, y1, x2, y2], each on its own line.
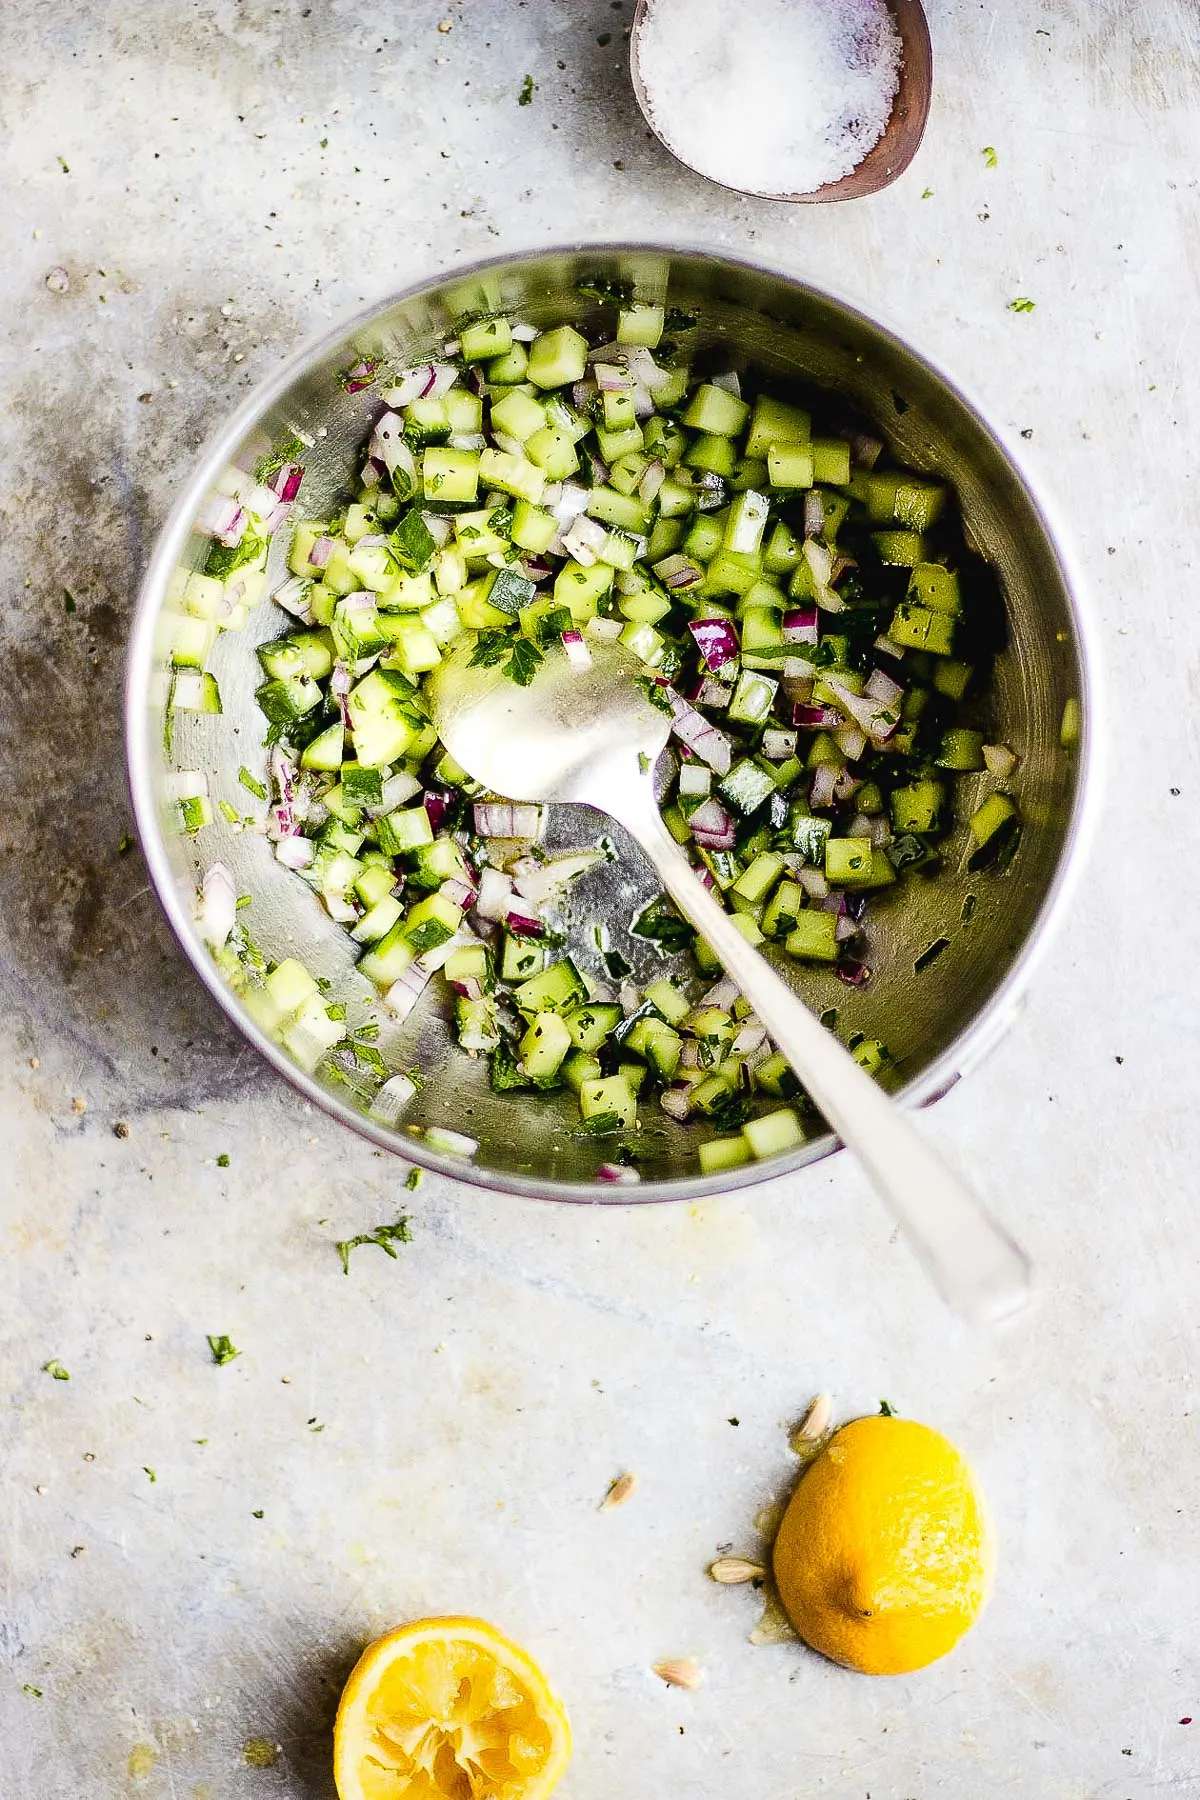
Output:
[336, 1214, 413, 1275]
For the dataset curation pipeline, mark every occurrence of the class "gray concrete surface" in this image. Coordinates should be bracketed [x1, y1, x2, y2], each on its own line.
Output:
[2, 2, 1198, 1796]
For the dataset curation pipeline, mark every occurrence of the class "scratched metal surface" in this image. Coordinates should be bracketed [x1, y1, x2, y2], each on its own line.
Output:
[1, 3, 1198, 1796]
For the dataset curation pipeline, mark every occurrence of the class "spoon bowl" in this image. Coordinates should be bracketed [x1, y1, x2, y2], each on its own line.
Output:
[429, 636, 1031, 1326]
[629, 0, 933, 203]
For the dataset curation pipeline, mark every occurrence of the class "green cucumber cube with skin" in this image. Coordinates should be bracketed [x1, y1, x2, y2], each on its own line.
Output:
[490, 389, 547, 442]
[444, 943, 491, 985]
[501, 935, 546, 983]
[644, 416, 688, 467]
[355, 862, 397, 908]
[402, 891, 463, 954]
[894, 481, 947, 531]
[527, 325, 589, 389]
[732, 850, 785, 908]
[704, 548, 762, 596]
[908, 562, 962, 615]
[785, 910, 840, 963]
[886, 601, 956, 656]
[762, 521, 804, 574]
[578, 1075, 637, 1129]
[608, 452, 651, 497]
[933, 658, 974, 699]
[745, 394, 811, 457]
[563, 1050, 603, 1093]
[172, 670, 223, 714]
[718, 758, 778, 816]
[872, 530, 927, 568]
[459, 315, 513, 361]
[619, 590, 672, 626]
[617, 303, 665, 347]
[565, 1002, 623, 1053]
[967, 792, 1019, 869]
[762, 878, 803, 939]
[890, 778, 945, 834]
[767, 443, 815, 489]
[357, 920, 417, 988]
[264, 957, 320, 1016]
[586, 485, 650, 533]
[809, 438, 852, 485]
[524, 424, 580, 479]
[595, 423, 645, 464]
[683, 513, 725, 562]
[350, 895, 404, 944]
[643, 979, 691, 1026]
[421, 447, 479, 505]
[936, 728, 986, 771]
[553, 559, 613, 620]
[684, 432, 737, 477]
[279, 993, 346, 1073]
[742, 1107, 805, 1159]
[682, 382, 750, 436]
[753, 1050, 800, 1099]
[300, 722, 346, 771]
[698, 1134, 753, 1174]
[602, 386, 639, 431]
[510, 499, 559, 554]
[728, 669, 779, 725]
[485, 343, 529, 385]
[375, 806, 434, 855]
[724, 488, 770, 555]
[825, 837, 875, 886]
[346, 668, 423, 767]
[520, 1011, 572, 1080]
[383, 618, 442, 677]
[478, 447, 546, 504]
[513, 957, 587, 1017]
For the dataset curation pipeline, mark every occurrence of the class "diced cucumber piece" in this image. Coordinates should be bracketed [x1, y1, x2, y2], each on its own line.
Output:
[936, 728, 985, 771]
[554, 559, 614, 621]
[890, 778, 944, 834]
[908, 562, 961, 615]
[617, 303, 665, 347]
[645, 416, 688, 467]
[682, 382, 750, 436]
[566, 1002, 623, 1052]
[300, 722, 345, 771]
[762, 521, 804, 574]
[486, 343, 529, 384]
[376, 806, 435, 855]
[460, 315, 512, 360]
[520, 1010, 572, 1079]
[355, 862, 397, 908]
[723, 488, 770, 555]
[745, 395, 811, 457]
[699, 1134, 753, 1174]
[718, 758, 777, 816]
[422, 447, 480, 505]
[527, 325, 589, 389]
[852, 1037, 889, 1076]
[767, 443, 815, 489]
[761, 878, 803, 939]
[595, 423, 645, 464]
[402, 891, 463, 955]
[824, 837, 875, 887]
[279, 994, 346, 1073]
[501, 934, 546, 982]
[933, 658, 973, 700]
[728, 668, 779, 725]
[732, 851, 784, 910]
[872, 530, 927, 568]
[264, 957, 320, 1015]
[346, 668, 423, 766]
[742, 1107, 805, 1159]
[478, 447, 546, 504]
[886, 601, 956, 656]
[509, 499, 558, 554]
[684, 432, 737, 477]
[490, 389, 547, 442]
[525, 424, 580, 479]
[586, 485, 650, 533]
[785, 910, 840, 962]
[579, 1075, 637, 1129]
[445, 942, 491, 985]
[753, 1050, 800, 1098]
[350, 894, 404, 944]
[172, 670, 223, 714]
[357, 920, 417, 988]
[967, 792, 1019, 868]
[563, 1050, 603, 1093]
[810, 438, 852, 485]
[513, 957, 587, 1016]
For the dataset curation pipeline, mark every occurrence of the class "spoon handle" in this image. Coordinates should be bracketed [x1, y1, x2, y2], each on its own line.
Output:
[621, 794, 1032, 1326]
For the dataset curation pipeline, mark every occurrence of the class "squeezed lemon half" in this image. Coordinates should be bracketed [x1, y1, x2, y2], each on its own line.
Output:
[333, 1616, 572, 1800]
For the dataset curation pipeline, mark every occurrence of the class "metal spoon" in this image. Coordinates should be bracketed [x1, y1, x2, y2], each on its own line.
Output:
[428, 638, 1031, 1326]
[629, 0, 933, 204]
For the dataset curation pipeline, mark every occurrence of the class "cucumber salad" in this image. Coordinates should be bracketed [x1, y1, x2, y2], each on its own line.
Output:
[183, 298, 1021, 1181]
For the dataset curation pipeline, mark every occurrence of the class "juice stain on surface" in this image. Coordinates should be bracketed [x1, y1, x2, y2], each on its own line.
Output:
[243, 1736, 280, 1767]
[128, 1743, 158, 1779]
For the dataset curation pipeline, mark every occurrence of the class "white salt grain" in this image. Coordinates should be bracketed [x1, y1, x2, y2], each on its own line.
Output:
[636, 0, 902, 197]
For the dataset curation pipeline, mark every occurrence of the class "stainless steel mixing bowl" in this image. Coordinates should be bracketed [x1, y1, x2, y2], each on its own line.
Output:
[126, 245, 1098, 1200]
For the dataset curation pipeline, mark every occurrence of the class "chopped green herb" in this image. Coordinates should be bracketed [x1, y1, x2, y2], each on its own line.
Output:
[43, 1359, 70, 1381]
[242, 1737, 279, 1768]
[921, 187, 934, 199]
[575, 1111, 622, 1136]
[819, 1008, 839, 1029]
[404, 1168, 423, 1191]
[204, 528, 267, 582]
[505, 637, 543, 686]
[879, 1399, 896, 1417]
[914, 937, 951, 974]
[1008, 296, 1036, 313]
[308, 1419, 325, 1433]
[57, 154, 69, 173]
[534, 605, 574, 646]
[390, 506, 437, 573]
[63, 588, 76, 614]
[635, 675, 674, 715]
[117, 833, 135, 855]
[216, 1153, 231, 1168]
[238, 765, 268, 800]
[631, 894, 694, 953]
[252, 1509, 264, 1520]
[22, 1685, 42, 1698]
[469, 629, 513, 668]
[981, 145, 998, 166]
[336, 1214, 413, 1274]
[960, 894, 977, 925]
[253, 435, 305, 482]
[518, 74, 535, 105]
[207, 1334, 240, 1366]
[319, 136, 329, 149]
[218, 799, 240, 825]
[143, 1466, 157, 1483]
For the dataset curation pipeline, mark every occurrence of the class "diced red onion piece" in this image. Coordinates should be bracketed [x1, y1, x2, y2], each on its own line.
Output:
[549, 482, 590, 528]
[424, 790, 452, 834]
[796, 866, 830, 898]
[802, 490, 825, 538]
[275, 835, 315, 870]
[832, 767, 862, 803]
[594, 362, 632, 391]
[197, 495, 247, 545]
[377, 771, 421, 814]
[196, 862, 238, 949]
[782, 608, 819, 646]
[270, 745, 297, 803]
[732, 1022, 768, 1059]
[504, 904, 544, 939]
[691, 826, 737, 851]
[475, 867, 514, 922]
[678, 762, 712, 798]
[701, 978, 740, 1010]
[638, 459, 667, 503]
[762, 728, 798, 760]
[660, 1085, 692, 1122]
[473, 802, 545, 839]
[694, 676, 733, 710]
[710, 369, 742, 396]
[687, 797, 735, 837]
[794, 702, 839, 729]
[688, 617, 740, 672]
[810, 763, 839, 809]
[781, 657, 816, 682]
[869, 816, 893, 848]
[330, 661, 352, 697]
[847, 430, 884, 469]
[308, 535, 337, 570]
[874, 634, 906, 660]
[983, 743, 1019, 779]
[440, 876, 477, 911]
[270, 462, 305, 504]
[369, 1073, 418, 1125]
[845, 815, 873, 839]
[561, 628, 591, 671]
[273, 574, 314, 620]
[596, 1163, 641, 1185]
[836, 959, 871, 988]
[510, 321, 539, 342]
[625, 346, 673, 393]
[382, 960, 433, 1019]
[588, 452, 610, 488]
[670, 697, 732, 775]
[571, 378, 598, 410]
[562, 514, 607, 566]
[835, 914, 859, 943]
[585, 616, 625, 642]
[865, 668, 903, 707]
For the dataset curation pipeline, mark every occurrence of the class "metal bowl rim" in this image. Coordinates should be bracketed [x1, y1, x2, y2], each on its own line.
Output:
[125, 238, 1104, 1205]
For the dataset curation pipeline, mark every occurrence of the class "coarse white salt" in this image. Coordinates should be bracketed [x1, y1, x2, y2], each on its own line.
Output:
[635, 0, 902, 197]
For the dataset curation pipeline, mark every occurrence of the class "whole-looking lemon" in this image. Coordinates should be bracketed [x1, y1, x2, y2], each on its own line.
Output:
[773, 1414, 995, 1675]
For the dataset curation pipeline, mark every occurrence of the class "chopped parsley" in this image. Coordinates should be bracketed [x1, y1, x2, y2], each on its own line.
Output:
[631, 894, 694, 953]
[207, 1334, 240, 1366]
[575, 1111, 622, 1136]
[216, 1153, 231, 1168]
[238, 765, 268, 801]
[63, 588, 76, 614]
[914, 937, 951, 974]
[469, 631, 543, 686]
[117, 833, 136, 855]
[253, 435, 305, 482]
[981, 145, 998, 166]
[390, 506, 437, 573]
[518, 74, 535, 105]
[404, 1168, 423, 1191]
[336, 1214, 413, 1275]
[143, 1467, 157, 1483]
[635, 675, 674, 716]
[22, 1685, 43, 1698]
[1008, 296, 1036, 313]
[43, 1359, 70, 1381]
[879, 1399, 897, 1417]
